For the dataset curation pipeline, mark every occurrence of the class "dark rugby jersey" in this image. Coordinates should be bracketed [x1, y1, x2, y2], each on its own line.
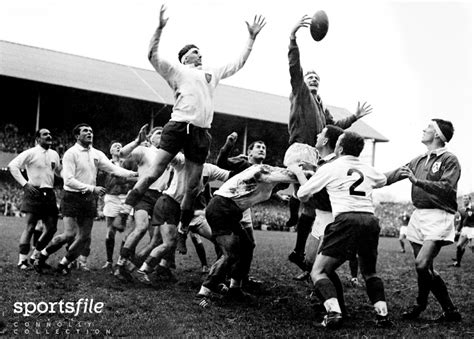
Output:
[459, 206, 474, 228]
[287, 38, 356, 146]
[385, 148, 460, 214]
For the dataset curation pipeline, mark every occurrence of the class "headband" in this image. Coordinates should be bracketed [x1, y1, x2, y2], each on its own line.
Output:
[431, 120, 447, 143]
[180, 47, 199, 64]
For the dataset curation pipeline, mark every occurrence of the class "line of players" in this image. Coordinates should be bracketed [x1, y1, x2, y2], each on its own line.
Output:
[8, 7, 471, 330]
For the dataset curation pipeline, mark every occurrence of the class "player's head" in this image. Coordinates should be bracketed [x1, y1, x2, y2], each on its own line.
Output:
[72, 123, 93, 146]
[35, 128, 53, 149]
[304, 70, 320, 93]
[247, 140, 266, 164]
[315, 125, 344, 152]
[463, 194, 472, 207]
[178, 44, 201, 67]
[335, 131, 365, 157]
[109, 140, 122, 157]
[148, 126, 163, 148]
[422, 119, 454, 146]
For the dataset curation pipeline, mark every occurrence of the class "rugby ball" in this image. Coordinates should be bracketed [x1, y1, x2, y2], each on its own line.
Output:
[310, 10, 329, 41]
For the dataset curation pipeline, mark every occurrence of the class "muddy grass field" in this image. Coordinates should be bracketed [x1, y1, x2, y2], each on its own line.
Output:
[0, 216, 473, 337]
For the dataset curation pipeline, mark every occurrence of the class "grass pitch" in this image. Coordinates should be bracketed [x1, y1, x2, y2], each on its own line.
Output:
[0, 216, 473, 337]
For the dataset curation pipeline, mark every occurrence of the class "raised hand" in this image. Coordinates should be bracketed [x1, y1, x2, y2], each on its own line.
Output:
[355, 101, 373, 119]
[246, 15, 266, 39]
[226, 132, 238, 146]
[290, 15, 311, 38]
[136, 124, 149, 144]
[158, 4, 169, 29]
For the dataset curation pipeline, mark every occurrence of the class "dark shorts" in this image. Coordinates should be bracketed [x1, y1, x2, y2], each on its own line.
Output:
[21, 187, 58, 217]
[205, 195, 243, 237]
[159, 121, 211, 164]
[151, 194, 181, 226]
[61, 191, 97, 218]
[135, 189, 162, 215]
[319, 212, 380, 272]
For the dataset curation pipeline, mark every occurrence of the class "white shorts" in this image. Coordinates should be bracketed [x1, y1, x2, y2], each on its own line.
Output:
[240, 208, 253, 229]
[460, 227, 474, 240]
[283, 143, 318, 168]
[103, 194, 127, 218]
[399, 226, 408, 237]
[311, 209, 334, 240]
[407, 208, 455, 245]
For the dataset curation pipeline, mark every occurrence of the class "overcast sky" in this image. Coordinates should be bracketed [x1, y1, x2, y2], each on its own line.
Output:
[1, 0, 472, 201]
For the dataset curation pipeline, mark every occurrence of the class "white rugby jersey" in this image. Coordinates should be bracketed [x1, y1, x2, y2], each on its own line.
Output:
[215, 164, 297, 211]
[8, 145, 60, 188]
[62, 143, 135, 193]
[298, 155, 386, 216]
[149, 30, 255, 128]
[164, 155, 229, 204]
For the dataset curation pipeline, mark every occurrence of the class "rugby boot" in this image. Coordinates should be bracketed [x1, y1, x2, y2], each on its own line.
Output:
[433, 310, 462, 323]
[56, 263, 71, 276]
[401, 304, 426, 320]
[320, 312, 343, 329]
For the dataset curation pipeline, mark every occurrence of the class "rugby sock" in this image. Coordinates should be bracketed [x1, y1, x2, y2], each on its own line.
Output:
[180, 209, 195, 232]
[230, 279, 241, 289]
[315, 278, 338, 303]
[19, 244, 30, 255]
[286, 196, 300, 227]
[59, 257, 70, 265]
[323, 298, 342, 314]
[139, 262, 152, 273]
[81, 238, 91, 257]
[373, 301, 388, 316]
[45, 241, 64, 256]
[191, 237, 208, 267]
[349, 257, 358, 279]
[105, 238, 115, 263]
[366, 277, 386, 305]
[78, 255, 88, 265]
[416, 269, 432, 307]
[18, 253, 28, 265]
[120, 247, 133, 260]
[33, 230, 42, 247]
[31, 249, 40, 260]
[144, 256, 159, 270]
[328, 272, 347, 316]
[40, 249, 48, 256]
[430, 273, 456, 312]
[198, 285, 211, 297]
[294, 214, 314, 256]
[116, 256, 125, 266]
[456, 247, 465, 263]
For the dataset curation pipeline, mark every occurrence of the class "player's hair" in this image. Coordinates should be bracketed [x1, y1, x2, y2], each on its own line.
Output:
[304, 70, 320, 80]
[339, 131, 365, 157]
[178, 44, 199, 64]
[109, 140, 122, 151]
[147, 126, 163, 138]
[72, 123, 92, 137]
[325, 125, 344, 150]
[432, 118, 454, 142]
[35, 128, 48, 138]
[248, 140, 266, 152]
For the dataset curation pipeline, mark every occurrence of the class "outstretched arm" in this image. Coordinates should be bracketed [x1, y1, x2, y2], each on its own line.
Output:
[148, 5, 175, 78]
[288, 16, 311, 92]
[217, 15, 266, 80]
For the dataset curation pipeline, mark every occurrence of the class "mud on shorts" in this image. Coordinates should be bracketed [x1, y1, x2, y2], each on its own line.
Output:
[407, 208, 455, 245]
[21, 187, 58, 218]
[159, 121, 211, 164]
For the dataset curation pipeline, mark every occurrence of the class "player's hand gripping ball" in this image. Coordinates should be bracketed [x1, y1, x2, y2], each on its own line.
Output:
[310, 10, 329, 41]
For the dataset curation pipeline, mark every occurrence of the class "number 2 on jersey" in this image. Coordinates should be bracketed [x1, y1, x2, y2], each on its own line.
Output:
[347, 168, 366, 196]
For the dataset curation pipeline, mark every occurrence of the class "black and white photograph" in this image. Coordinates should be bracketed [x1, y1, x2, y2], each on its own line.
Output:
[0, 0, 472, 337]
